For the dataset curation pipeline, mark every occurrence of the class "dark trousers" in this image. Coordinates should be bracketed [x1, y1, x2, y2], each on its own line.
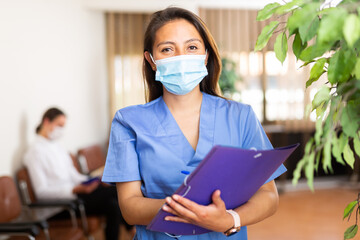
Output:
[77, 185, 130, 240]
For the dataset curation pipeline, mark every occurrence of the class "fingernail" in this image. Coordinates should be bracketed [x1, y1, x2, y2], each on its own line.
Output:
[162, 205, 169, 211]
[166, 197, 172, 203]
[164, 217, 169, 221]
[173, 194, 179, 200]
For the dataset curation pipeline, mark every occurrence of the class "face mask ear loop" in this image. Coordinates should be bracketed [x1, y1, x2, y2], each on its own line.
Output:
[149, 53, 156, 65]
[205, 49, 208, 65]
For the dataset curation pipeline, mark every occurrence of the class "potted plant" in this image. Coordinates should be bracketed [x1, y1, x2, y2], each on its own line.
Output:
[219, 57, 242, 98]
[255, 0, 360, 239]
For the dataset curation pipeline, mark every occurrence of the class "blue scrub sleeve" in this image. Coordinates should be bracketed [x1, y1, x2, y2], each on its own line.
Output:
[102, 111, 141, 183]
[242, 106, 287, 183]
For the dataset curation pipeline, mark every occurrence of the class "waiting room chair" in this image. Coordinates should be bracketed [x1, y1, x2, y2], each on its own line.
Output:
[16, 167, 102, 240]
[77, 144, 106, 175]
[0, 223, 40, 240]
[0, 176, 84, 240]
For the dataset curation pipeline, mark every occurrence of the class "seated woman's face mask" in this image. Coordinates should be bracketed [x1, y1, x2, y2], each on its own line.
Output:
[48, 126, 64, 140]
[150, 52, 208, 95]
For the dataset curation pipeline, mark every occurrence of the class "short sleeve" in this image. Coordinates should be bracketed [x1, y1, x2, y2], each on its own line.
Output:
[242, 106, 287, 183]
[102, 111, 141, 183]
[242, 105, 272, 150]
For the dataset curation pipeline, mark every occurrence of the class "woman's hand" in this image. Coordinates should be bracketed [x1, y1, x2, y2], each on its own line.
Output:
[162, 190, 234, 233]
[73, 181, 99, 194]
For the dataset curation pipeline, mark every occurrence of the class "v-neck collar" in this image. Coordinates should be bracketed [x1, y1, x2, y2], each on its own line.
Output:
[155, 92, 216, 165]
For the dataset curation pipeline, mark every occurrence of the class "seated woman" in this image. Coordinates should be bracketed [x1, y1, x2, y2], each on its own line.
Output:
[102, 7, 286, 240]
[23, 107, 132, 240]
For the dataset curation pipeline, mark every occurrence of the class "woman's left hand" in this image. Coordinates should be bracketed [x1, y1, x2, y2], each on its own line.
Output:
[162, 190, 234, 233]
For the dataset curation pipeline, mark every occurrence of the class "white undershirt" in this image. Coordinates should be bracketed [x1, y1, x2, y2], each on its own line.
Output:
[23, 135, 88, 199]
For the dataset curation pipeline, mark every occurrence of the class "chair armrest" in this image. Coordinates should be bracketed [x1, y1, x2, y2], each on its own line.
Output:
[28, 198, 88, 231]
[1, 218, 48, 230]
[29, 199, 78, 210]
[0, 223, 40, 236]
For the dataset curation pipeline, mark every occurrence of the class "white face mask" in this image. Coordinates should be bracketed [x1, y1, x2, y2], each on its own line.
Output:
[48, 126, 64, 140]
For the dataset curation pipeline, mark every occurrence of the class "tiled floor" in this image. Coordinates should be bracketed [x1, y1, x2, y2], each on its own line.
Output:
[248, 182, 359, 240]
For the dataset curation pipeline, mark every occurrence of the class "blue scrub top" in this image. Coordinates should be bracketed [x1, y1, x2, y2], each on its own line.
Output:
[102, 92, 286, 240]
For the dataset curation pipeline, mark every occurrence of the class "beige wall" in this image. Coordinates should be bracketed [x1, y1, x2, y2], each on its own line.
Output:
[0, 0, 109, 176]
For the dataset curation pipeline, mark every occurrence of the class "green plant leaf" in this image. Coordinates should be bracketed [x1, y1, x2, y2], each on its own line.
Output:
[299, 43, 328, 62]
[315, 102, 325, 117]
[314, 117, 323, 145]
[299, 16, 320, 43]
[274, 32, 288, 63]
[323, 109, 333, 137]
[306, 58, 326, 88]
[300, 60, 316, 68]
[332, 134, 346, 165]
[293, 139, 313, 186]
[275, 0, 304, 15]
[305, 137, 314, 154]
[344, 200, 358, 220]
[329, 93, 341, 120]
[341, 103, 359, 138]
[312, 85, 330, 109]
[293, 33, 308, 60]
[292, 157, 306, 186]
[305, 152, 315, 191]
[257, 2, 281, 21]
[287, 3, 321, 36]
[317, 7, 336, 16]
[304, 104, 312, 119]
[255, 21, 279, 51]
[344, 142, 355, 169]
[339, 0, 359, 6]
[354, 58, 360, 80]
[339, 133, 348, 154]
[344, 225, 358, 239]
[318, 7, 348, 45]
[328, 50, 357, 84]
[344, 14, 360, 47]
[354, 132, 360, 157]
[315, 150, 321, 172]
[323, 137, 333, 173]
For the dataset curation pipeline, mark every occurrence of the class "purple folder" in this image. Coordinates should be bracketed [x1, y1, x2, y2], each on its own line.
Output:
[147, 143, 299, 235]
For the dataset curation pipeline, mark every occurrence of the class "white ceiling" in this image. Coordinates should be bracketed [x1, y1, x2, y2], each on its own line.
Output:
[83, 0, 282, 13]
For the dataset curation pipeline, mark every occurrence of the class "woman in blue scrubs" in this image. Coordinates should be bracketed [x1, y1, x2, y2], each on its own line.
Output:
[102, 7, 286, 240]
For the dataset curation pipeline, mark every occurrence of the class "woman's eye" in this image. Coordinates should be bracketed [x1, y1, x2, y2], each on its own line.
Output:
[161, 48, 172, 53]
[189, 45, 198, 50]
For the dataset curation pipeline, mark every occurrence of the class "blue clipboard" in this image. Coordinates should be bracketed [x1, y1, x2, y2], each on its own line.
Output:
[147, 143, 299, 235]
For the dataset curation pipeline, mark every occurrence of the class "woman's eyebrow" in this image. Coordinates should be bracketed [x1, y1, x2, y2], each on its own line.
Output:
[156, 41, 175, 48]
[156, 38, 202, 48]
[185, 38, 202, 44]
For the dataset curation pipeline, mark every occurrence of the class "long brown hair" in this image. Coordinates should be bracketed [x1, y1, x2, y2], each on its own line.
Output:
[143, 7, 222, 102]
[36, 108, 65, 133]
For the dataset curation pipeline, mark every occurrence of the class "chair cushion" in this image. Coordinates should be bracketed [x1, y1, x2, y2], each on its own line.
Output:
[0, 177, 22, 222]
